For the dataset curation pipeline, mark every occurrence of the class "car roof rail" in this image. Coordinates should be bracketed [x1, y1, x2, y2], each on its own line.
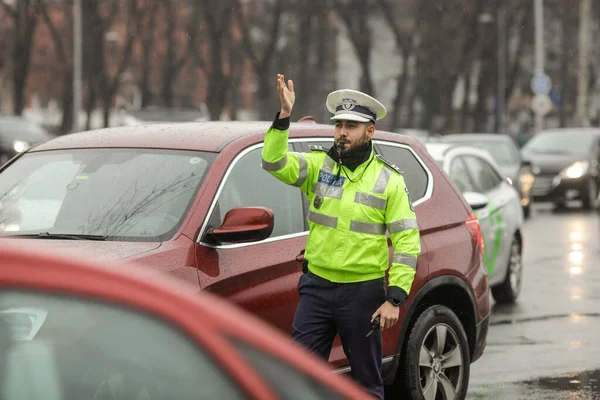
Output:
[298, 116, 316, 123]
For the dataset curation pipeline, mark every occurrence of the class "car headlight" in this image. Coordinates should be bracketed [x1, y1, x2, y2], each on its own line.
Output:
[560, 161, 589, 179]
[0, 308, 47, 341]
[12, 140, 30, 153]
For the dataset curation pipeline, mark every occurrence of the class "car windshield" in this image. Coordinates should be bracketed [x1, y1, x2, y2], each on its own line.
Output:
[0, 148, 215, 241]
[447, 139, 517, 166]
[523, 131, 597, 155]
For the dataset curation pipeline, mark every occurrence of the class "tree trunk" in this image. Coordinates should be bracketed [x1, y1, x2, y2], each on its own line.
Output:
[559, 10, 569, 127]
[11, 0, 38, 115]
[161, 3, 176, 108]
[60, 68, 74, 134]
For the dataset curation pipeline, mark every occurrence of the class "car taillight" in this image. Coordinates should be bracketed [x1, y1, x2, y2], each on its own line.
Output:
[465, 213, 484, 253]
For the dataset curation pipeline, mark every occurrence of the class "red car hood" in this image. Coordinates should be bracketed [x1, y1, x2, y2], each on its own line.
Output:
[5, 239, 161, 262]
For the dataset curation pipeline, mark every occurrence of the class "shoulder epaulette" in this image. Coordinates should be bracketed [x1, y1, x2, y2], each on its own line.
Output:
[309, 144, 328, 152]
[376, 154, 403, 175]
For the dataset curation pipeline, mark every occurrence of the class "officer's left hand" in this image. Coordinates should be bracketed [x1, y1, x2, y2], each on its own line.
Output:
[372, 302, 400, 331]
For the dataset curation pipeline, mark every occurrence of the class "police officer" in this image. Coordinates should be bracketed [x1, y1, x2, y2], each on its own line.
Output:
[261, 74, 420, 399]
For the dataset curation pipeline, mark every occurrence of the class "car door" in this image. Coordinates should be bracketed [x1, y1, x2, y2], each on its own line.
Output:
[462, 155, 514, 284]
[195, 143, 308, 335]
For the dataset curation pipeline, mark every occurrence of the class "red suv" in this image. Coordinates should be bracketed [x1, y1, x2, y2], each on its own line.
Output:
[0, 120, 490, 399]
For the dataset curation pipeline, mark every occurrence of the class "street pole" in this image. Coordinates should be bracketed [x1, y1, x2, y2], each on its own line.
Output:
[533, 0, 545, 133]
[72, 0, 82, 133]
[576, 0, 591, 127]
[497, 3, 507, 134]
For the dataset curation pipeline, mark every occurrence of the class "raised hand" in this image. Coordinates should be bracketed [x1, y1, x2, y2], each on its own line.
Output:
[277, 73, 295, 119]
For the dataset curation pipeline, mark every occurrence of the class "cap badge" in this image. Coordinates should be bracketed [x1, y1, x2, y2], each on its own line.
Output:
[341, 98, 356, 111]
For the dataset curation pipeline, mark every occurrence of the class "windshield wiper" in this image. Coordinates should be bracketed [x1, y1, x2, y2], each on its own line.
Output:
[12, 232, 108, 241]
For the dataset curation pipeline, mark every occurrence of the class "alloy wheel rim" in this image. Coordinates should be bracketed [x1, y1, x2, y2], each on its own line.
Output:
[419, 323, 464, 400]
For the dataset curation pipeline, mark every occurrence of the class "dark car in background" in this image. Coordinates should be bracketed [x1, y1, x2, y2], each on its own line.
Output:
[0, 117, 53, 165]
[439, 133, 536, 218]
[521, 128, 600, 210]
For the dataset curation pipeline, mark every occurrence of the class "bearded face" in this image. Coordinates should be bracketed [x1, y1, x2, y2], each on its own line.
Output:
[333, 120, 374, 155]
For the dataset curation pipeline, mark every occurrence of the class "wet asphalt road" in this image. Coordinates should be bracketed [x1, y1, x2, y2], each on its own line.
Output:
[466, 202, 600, 399]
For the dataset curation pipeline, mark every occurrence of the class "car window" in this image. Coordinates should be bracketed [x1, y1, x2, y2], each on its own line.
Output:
[523, 131, 597, 155]
[463, 156, 502, 193]
[0, 290, 244, 400]
[231, 339, 347, 400]
[444, 139, 518, 166]
[210, 145, 305, 238]
[376, 142, 429, 201]
[449, 157, 476, 193]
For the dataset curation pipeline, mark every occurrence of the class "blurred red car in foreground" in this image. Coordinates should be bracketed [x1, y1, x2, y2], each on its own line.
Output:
[0, 241, 372, 400]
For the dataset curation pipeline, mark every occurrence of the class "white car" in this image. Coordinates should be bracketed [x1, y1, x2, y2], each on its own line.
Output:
[426, 142, 525, 303]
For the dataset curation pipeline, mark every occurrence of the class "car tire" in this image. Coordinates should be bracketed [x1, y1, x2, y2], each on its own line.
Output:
[397, 305, 470, 400]
[491, 237, 523, 303]
[582, 178, 598, 210]
[72, 359, 162, 400]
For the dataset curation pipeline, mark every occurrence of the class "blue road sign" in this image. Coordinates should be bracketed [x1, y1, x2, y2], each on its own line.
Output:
[531, 73, 552, 95]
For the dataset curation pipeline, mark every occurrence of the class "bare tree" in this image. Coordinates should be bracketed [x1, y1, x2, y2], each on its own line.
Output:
[236, 0, 284, 119]
[377, 0, 419, 131]
[138, 0, 160, 108]
[158, 0, 200, 108]
[1, 0, 41, 115]
[199, 0, 234, 120]
[38, 2, 73, 134]
[334, 0, 375, 95]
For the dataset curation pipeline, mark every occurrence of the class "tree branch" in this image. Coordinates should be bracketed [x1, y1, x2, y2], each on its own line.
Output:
[38, 1, 67, 62]
[0, 2, 16, 19]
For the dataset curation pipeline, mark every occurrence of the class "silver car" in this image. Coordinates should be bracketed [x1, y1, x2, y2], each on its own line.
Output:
[426, 142, 525, 303]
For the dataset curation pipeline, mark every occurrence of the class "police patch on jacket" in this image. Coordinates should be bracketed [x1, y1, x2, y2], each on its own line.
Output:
[375, 154, 403, 175]
[318, 170, 345, 187]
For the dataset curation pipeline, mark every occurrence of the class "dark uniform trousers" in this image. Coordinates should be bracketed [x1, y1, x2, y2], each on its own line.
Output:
[292, 271, 386, 400]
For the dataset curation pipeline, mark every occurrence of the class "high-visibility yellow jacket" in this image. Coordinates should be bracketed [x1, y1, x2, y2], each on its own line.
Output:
[261, 121, 421, 300]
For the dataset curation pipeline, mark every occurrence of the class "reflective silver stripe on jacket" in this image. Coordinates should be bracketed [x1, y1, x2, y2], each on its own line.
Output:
[313, 182, 343, 199]
[354, 192, 387, 210]
[372, 167, 392, 194]
[307, 210, 338, 228]
[261, 155, 287, 171]
[393, 253, 417, 269]
[349, 220, 386, 235]
[387, 219, 419, 234]
[292, 153, 308, 187]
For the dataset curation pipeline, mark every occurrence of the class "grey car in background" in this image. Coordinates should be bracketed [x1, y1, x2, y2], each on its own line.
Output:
[0, 117, 53, 165]
[438, 133, 536, 219]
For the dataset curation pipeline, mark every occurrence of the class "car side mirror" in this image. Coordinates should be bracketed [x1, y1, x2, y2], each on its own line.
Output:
[463, 192, 489, 210]
[207, 207, 274, 244]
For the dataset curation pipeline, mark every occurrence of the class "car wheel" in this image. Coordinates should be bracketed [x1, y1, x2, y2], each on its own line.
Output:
[491, 237, 522, 303]
[73, 360, 162, 400]
[398, 305, 470, 400]
[582, 179, 598, 210]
